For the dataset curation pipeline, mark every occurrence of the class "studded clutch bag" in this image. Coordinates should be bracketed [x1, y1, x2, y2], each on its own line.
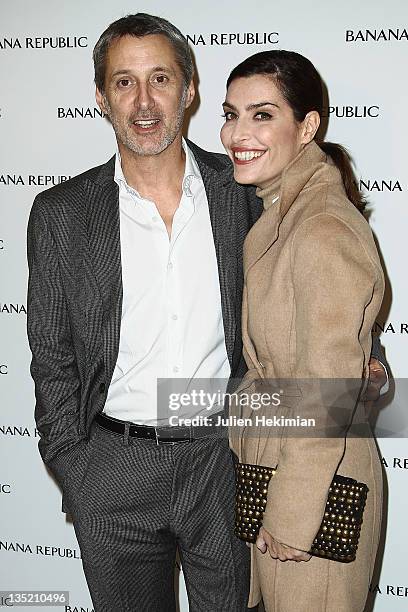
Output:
[234, 463, 368, 563]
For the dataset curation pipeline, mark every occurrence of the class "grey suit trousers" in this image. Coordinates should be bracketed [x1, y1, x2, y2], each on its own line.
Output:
[62, 420, 251, 612]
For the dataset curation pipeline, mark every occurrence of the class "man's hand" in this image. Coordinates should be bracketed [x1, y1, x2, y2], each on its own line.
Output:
[365, 357, 387, 402]
[256, 527, 311, 562]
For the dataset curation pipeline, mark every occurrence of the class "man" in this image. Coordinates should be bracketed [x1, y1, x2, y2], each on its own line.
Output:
[27, 14, 256, 612]
[27, 13, 387, 612]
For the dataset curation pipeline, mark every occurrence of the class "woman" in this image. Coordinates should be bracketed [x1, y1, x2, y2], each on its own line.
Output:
[221, 51, 384, 611]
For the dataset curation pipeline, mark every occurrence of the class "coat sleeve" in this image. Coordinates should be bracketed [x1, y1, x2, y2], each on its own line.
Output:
[27, 195, 85, 484]
[261, 212, 382, 551]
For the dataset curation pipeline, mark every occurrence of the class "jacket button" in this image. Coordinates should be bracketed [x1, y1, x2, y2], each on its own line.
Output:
[99, 382, 106, 394]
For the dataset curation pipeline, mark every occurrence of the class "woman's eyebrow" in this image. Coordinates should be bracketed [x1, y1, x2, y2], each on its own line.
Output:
[222, 101, 280, 110]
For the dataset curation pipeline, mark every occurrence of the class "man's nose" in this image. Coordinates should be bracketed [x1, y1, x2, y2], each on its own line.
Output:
[134, 83, 155, 112]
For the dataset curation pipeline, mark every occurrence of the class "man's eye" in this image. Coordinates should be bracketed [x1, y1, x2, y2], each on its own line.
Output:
[117, 78, 132, 88]
[222, 111, 236, 121]
[153, 74, 169, 84]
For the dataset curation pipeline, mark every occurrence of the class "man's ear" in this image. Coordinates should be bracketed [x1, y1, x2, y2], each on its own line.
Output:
[184, 80, 195, 110]
[300, 111, 320, 144]
[95, 87, 107, 115]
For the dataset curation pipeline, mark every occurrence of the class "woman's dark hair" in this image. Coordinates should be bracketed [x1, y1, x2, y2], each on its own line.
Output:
[227, 50, 364, 212]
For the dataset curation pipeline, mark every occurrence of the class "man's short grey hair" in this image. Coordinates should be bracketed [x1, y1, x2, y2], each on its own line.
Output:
[93, 13, 194, 93]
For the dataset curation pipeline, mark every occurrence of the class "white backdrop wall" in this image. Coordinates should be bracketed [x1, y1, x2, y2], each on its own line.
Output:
[1, 1, 407, 610]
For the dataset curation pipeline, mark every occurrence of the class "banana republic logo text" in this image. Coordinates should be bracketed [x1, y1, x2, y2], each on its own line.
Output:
[186, 32, 279, 46]
[0, 484, 11, 493]
[369, 584, 408, 597]
[0, 175, 71, 187]
[322, 106, 380, 118]
[57, 107, 104, 119]
[359, 179, 402, 192]
[0, 541, 81, 559]
[373, 322, 408, 334]
[0, 425, 40, 436]
[0, 36, 88, 50]
[0, 304, 26, 314]
[381, 457, 408, 469]
[65, 607, 94, 612]
[346, 29, 408, 42]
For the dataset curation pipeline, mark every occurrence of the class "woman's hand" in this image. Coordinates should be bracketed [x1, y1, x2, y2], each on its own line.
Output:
[256, 527, 312, 562]
[364, 357, 387, 401]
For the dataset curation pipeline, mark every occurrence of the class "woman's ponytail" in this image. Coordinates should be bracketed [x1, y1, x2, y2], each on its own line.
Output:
[319, 141, 366, 214]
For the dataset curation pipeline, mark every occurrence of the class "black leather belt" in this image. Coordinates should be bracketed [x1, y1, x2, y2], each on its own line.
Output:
[94, 412, 224, 444]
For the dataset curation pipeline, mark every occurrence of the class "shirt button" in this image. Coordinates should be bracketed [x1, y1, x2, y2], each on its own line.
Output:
[171, 314, 178, 321]
[168, 262, 173, 270]
[152, 216, 158, 222]
[173, 366, 179, 373]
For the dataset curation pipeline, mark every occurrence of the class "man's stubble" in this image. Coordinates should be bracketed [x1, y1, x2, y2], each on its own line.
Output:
[103, 87, 188, 157]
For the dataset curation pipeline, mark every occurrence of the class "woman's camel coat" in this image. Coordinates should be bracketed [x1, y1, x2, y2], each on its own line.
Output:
[230, 141, 384, 611]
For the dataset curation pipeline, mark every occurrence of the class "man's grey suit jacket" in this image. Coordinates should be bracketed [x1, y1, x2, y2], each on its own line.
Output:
[27, 140, 262, 487]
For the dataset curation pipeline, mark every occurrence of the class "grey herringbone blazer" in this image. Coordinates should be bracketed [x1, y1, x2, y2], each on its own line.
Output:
[26, 140, 262, 484]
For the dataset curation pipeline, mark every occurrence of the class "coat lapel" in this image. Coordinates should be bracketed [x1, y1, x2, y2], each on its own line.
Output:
[243, 141, 329, 278]
[195, 156, 238, 365]
[84, 157, 122, 378]
[243, 203, 281, 279]
[188, 140, 262, 369]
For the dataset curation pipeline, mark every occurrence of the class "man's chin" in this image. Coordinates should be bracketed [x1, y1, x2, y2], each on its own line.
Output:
[121, 141, 167, 157]
[119, 133, 178, 158]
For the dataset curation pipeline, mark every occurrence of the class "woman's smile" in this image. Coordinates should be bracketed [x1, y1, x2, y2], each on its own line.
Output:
[231, 147, 267, 163]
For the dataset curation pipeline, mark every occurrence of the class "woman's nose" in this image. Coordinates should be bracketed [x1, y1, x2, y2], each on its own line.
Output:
[230, 118, 251, 144]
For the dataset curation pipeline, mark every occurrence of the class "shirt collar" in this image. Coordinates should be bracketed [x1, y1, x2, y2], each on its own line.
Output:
[114, 138, 202, 198]
[181, 138, 202, 197]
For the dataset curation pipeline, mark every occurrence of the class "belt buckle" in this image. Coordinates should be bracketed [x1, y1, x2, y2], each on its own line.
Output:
[154, 424, 193, 445]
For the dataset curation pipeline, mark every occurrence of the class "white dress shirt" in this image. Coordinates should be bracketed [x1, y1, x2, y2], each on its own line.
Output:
[103, 140, 230, 425]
